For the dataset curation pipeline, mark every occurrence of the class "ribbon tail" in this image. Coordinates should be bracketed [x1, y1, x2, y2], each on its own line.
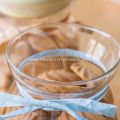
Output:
[0, 106, 41, 120]
[0, 92, 28, 107]
[57, 98, 117, 118]
[70, 103, 117, 118]
[80, 100, 117, 118]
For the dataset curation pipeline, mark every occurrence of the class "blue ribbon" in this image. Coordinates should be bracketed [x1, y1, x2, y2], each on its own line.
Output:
[0, 49, 117, 120]
[0, 83, 117, 120]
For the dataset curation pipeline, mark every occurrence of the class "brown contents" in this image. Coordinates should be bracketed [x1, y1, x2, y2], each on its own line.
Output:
[37, 69, 81, 82]
[71, 63, 97, 80]
[37, 69, 84, 93]
[71, 63, 97, 88]
[36, 65, 97, 93]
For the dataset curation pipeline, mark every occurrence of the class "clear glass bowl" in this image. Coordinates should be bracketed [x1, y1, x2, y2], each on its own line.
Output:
[3, 23, 120, 120]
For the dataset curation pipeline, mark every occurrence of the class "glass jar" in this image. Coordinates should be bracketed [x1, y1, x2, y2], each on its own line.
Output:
[0, 0, 75, 92]
[2, 23, 119, 120]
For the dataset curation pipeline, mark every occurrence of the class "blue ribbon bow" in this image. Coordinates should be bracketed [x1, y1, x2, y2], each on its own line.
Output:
[0, 83, 117, 120]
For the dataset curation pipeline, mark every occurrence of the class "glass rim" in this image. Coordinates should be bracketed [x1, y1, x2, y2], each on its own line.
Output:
[6, 23, 120, 86]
